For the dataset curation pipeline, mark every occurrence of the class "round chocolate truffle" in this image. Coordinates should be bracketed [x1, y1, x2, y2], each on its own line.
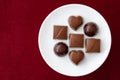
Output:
[54, 42, 68, 56]
[84, 22, 98, 37]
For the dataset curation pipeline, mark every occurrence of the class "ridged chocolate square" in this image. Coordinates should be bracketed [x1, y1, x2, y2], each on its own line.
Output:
[69, 34, 84, 47]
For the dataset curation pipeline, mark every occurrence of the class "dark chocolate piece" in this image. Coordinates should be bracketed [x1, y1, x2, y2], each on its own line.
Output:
[68, 16, 83, 30]
[69, 50, 84, 65]
[54, 42, 68, 56]
[84, 22, 98, 37]
[53, 25, 67, 40]
[69, 34, 84, 47]
[86, 38, 100, 53]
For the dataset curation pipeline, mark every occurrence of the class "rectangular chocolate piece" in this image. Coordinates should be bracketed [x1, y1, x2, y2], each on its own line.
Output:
[86, 38, 100, 53]
[53, 25, 67, 40]
[69, 34, 84, 47]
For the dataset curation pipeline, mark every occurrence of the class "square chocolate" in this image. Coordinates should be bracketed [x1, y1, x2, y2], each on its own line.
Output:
[86, 38, 100, 53]
[69, 34, 84, 47]
[53, 25, 67, 40]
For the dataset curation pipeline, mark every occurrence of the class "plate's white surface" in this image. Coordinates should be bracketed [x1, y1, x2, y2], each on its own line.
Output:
[38, 4, 111, 76]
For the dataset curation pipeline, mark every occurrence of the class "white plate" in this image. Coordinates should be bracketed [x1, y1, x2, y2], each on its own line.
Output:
[38, 4, 111, 76]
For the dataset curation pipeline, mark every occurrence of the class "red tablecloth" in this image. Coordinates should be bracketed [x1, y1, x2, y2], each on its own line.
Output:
[0, 0, 119, 80]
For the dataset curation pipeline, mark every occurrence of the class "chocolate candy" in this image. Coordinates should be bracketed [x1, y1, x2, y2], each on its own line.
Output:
[54, 42, 68, 56]
[86, 38, 100, 53]
[53, 25, 67, 40]
[68, 16, 83, 30]
[69, 34, 84, 47]
[53, 15, 101, 66]
[69, 50, 84, 65]
[84, 22, 98, 37]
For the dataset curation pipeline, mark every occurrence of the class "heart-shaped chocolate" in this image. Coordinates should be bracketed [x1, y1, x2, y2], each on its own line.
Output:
[68, 16, 83, 30]
[69, 50, 84, 65]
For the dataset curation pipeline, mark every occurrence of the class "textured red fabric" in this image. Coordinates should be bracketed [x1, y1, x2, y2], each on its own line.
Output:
[0, 0, 119, 80]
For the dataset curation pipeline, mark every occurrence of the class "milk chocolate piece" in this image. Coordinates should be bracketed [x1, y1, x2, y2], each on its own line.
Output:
[69, 50, 84, 65]
[69, 34, 84, 47]
[53, 25, 67, 40]
[86, 38, 100, 53]
[84, 22, 98, 37]
[54, 42, 68, 56]
[68, 16, 83, 30]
